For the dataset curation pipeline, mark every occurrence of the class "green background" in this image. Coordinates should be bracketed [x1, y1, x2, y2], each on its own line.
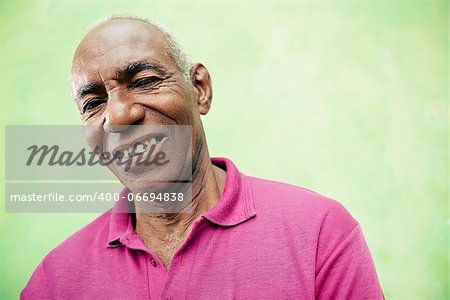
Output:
[0, 0, 448, 299]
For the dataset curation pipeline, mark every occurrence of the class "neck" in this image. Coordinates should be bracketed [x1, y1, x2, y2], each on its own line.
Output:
[134, 142, 226, 268]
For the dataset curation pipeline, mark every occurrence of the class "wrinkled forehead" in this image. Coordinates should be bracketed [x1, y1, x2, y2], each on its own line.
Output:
[71, 20, 173, 87]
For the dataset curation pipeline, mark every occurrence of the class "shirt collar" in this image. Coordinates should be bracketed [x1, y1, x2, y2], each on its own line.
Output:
[106, 157, 256, 247]
[106, 188, 134, 247]
[203, 157, 256, 226]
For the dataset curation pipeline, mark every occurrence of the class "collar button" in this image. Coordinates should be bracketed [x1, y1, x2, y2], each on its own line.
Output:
[150, 258, 157, 267]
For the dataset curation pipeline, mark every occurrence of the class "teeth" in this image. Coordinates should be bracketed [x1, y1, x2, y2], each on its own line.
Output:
[118, 136, 162, 158]
[134, 143, 146, 154]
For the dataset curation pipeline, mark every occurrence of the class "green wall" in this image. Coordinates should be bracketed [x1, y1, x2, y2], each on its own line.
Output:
[0, 0, 448, 299]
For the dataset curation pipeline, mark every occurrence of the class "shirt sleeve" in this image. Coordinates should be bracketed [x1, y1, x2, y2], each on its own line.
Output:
[315, 203, 384, 300]
[20, 262, 49, 300]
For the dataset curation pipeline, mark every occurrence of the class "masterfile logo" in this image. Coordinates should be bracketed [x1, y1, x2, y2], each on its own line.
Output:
[5, 125, 193, 213]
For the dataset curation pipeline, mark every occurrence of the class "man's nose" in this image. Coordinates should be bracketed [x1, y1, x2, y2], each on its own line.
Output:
[103, 92, 145, 132]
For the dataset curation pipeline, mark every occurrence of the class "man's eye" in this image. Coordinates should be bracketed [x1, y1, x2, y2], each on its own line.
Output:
[83, 99, 106, 113]
[130, 76, 161, 88]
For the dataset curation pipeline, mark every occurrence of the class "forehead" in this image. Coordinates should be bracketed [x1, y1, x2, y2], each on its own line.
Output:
[72, 20, 173, 85]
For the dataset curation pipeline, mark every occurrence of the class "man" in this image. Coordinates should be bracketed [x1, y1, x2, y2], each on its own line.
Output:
[21, 16, 384, 299]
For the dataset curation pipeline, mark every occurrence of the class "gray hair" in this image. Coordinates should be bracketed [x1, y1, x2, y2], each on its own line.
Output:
[89, 14, 193, 83]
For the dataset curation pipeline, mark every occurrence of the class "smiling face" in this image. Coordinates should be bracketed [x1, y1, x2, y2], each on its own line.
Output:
[71, 19, 212, 194]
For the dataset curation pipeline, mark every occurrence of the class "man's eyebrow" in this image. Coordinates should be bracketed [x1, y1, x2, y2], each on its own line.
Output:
[116, 61, 167, 81]
[75, 83, 104, 101]
[74, 61, 166, 101]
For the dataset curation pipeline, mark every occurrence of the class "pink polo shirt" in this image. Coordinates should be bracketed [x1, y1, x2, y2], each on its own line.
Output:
[21, 157, 384, 299]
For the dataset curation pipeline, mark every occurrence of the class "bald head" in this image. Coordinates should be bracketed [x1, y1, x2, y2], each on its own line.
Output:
[71, 15, 213, 125]
[73, 17, 192, 86]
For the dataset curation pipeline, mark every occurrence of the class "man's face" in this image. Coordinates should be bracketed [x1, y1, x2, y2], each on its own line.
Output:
[71, 20, 198, 192]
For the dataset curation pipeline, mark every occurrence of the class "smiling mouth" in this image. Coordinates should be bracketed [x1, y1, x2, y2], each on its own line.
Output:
[113, 135, 167, 158]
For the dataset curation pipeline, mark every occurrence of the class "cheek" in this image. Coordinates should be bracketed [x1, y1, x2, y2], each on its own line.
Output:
[140, 83, 195, 126]
[82, 112, 104, 125]
[82, 125, 104, 153]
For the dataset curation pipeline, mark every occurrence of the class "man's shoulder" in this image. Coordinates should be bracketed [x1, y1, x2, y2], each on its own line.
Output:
[246, 175, 352, 211]
[245, 175, 359, 229]
[21, 211, 117, 299]
[40, 211, 112, 266]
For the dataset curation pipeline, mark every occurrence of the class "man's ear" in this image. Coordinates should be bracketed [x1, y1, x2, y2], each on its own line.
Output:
[191, 63, 212, 115]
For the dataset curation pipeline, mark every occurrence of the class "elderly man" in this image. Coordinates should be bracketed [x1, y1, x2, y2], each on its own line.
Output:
[21, 16, 384, 299]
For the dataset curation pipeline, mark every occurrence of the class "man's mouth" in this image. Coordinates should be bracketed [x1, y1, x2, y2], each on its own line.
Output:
[112, 134, 167, 159]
